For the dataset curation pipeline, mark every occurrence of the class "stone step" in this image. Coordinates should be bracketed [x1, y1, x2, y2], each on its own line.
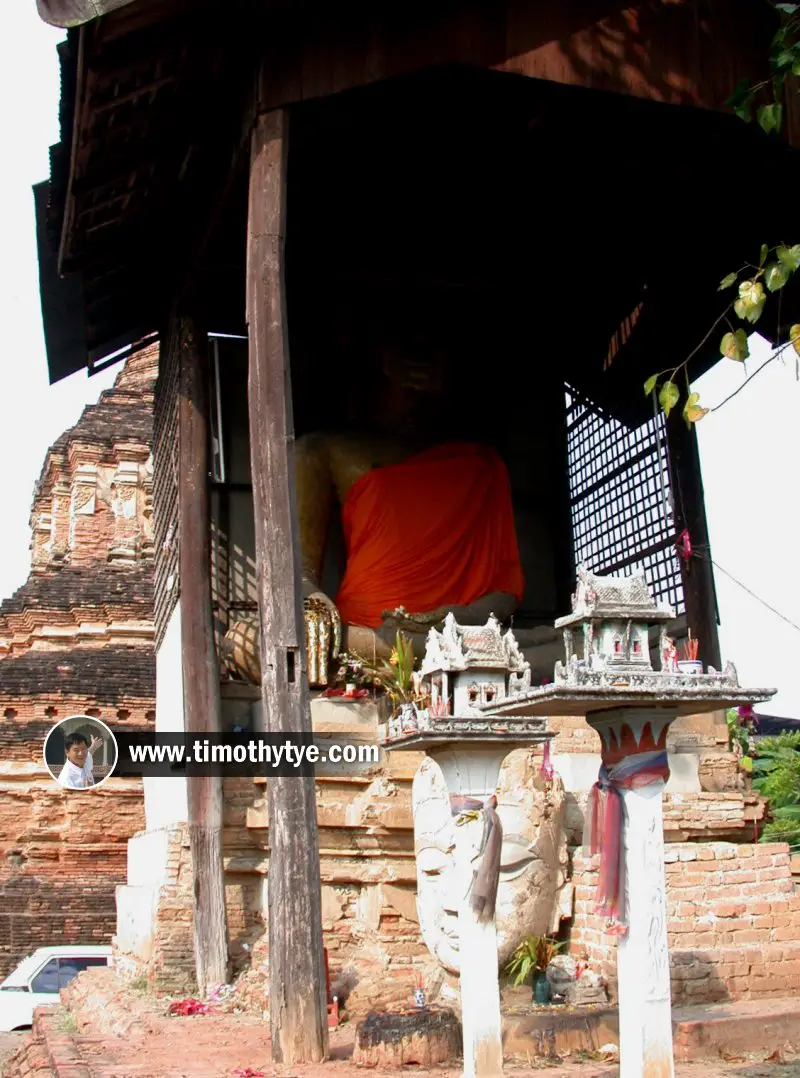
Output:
[673, 997, 800, 1061]
[503, 995, 800, 1061]
[670, 941, 800, 1003]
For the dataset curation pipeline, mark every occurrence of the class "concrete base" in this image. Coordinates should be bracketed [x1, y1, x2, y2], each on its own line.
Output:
[114, 884, 158, 965]
[503, 998, 800, 1062]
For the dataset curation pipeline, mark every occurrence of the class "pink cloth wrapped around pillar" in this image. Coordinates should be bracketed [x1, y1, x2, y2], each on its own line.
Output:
[583, 750, 670, 934]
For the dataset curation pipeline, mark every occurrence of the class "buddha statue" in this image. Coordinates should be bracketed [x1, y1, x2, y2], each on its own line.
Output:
[412, 750, 570, 974]
[223, 331, 524, 686]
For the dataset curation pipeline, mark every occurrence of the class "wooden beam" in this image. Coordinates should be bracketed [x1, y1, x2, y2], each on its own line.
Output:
[177, 310, 229, 995]
[666, 414, 722, 671]
[246, 107, 328, 1065]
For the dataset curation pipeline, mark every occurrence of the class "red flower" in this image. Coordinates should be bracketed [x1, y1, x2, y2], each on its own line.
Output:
[168, 998, 210, 1016]
[738, 704, 758, 728]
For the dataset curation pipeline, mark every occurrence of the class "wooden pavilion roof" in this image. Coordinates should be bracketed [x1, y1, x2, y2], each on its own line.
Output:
[33, 0, 800, 410]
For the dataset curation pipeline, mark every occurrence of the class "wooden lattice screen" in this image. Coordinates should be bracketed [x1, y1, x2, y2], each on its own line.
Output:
[152, 325, 180, 648]
[564, 384, 684, 614]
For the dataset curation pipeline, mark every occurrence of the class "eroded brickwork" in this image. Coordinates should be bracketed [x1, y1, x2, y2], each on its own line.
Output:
[0, 348, 157, 979]
[571, 842, 800, 1003]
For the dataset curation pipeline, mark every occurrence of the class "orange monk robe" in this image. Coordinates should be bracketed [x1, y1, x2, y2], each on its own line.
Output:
[335, 442, 524, 629]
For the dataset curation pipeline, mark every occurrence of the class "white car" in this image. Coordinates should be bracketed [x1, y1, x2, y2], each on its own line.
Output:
[0, 945, 111, 1031]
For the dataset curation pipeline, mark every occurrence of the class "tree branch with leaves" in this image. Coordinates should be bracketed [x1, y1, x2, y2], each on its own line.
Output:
[644, 243, 800, 424]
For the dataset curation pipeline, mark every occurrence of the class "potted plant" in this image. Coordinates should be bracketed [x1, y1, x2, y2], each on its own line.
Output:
[349, 631, 429, 729]
[503, 935, 565, 1005]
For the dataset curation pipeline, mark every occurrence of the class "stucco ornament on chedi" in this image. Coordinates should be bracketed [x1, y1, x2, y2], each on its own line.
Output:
[413, 749, 570, 975]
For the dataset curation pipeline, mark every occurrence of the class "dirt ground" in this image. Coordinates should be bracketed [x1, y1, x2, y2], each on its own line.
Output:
[0, 1034, 23, 1072]
[55, 1014, 800, 1078]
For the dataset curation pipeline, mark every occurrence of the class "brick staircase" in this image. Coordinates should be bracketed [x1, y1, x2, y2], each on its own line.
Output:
[571, 842, 800, 1004]
[3, 1008, 85, 1078]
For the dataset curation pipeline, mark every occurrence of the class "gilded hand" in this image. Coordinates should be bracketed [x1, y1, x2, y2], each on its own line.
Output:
[303, 588, 342, 687]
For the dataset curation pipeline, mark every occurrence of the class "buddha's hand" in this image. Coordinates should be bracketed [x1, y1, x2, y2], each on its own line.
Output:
[302, 581, 342, 688]
[381, 605, 449, 634]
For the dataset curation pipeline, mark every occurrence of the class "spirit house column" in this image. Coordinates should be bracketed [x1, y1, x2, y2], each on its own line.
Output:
[429, 744, 510, 1078]
[585, 708, 677, 1078]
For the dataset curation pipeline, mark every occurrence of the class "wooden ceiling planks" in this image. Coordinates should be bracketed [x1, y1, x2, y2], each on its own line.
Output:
[38, 0, 798, 383]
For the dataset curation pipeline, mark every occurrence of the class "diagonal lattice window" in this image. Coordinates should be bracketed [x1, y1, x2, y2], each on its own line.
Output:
[564, 384, 684, 614]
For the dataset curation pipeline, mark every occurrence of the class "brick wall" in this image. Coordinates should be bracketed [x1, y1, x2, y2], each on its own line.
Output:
[563, 789, 764, 848]
[0, 348, 156, 983]
[571, 842, 800, 1003]
[146, 825, 196, 995]
[0, 776, 145, 977]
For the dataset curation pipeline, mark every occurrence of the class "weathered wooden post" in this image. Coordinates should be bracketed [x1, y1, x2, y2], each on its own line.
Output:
[246, 106, 329, 1064]
[177, 311, 229, 994]
[666, 414, 721, 672]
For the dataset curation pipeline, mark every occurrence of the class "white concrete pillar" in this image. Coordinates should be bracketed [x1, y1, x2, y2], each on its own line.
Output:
[586, 708, 677, 1078]
[430, 745, 508, 1078]
[453, 814, 504, 1078]
[618, 781, 674, 1078]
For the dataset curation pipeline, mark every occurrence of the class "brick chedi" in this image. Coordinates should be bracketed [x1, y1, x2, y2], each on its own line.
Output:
[0, 346, 157, 978]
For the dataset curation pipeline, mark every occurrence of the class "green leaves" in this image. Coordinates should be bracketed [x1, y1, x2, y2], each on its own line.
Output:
[765, 261, 791, 292]
[504, 936, 565, 986]
[774, 3, 799, 14]
[721, 329, 750, 361]
[777, 245, 800, 271]
[791, 325, 800, 357]
[726, 78, 755, 121]
[683, 392, 709, 425]
[644, 374, 658, 397]
[718, 271, 738, 291]
[734, 279, 766, 324]
[659, 381, 680, 417]
[757, 102, 783, 133]
[760, 243, 769, 268]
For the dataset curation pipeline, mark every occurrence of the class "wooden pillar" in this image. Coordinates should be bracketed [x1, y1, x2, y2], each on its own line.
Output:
[666, 416, 721, 670]
[246, 107, 329, 1064]
[178, 312, 229, 995]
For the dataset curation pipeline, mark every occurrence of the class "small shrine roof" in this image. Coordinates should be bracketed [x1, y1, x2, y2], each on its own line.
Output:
[461, 624, 508, 668]
[555, 567, 674, 628]
[420, 613, 528, 674]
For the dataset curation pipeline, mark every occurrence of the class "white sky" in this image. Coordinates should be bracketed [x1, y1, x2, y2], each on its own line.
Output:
[0, 6, 118, 602]
[695, 333, 800, 719]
